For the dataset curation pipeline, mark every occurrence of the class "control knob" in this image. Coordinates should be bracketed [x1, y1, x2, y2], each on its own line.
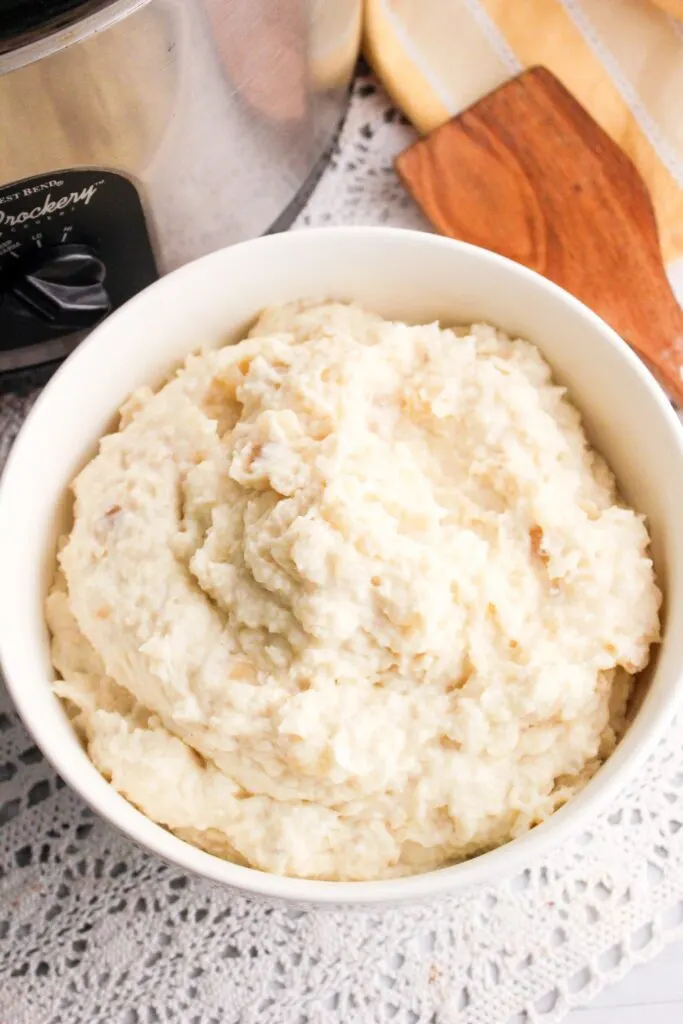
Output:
[8, 243, 111, 330]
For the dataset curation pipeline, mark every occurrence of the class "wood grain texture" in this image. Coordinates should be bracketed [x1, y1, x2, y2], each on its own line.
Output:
[396, 66, 683, 404]
[648, 0, 683, 19]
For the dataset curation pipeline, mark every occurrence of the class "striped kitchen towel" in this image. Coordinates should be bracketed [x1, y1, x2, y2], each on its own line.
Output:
[364, 0, 683, 291]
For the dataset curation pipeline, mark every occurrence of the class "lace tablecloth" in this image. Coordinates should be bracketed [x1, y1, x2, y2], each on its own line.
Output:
[2, 72, 683, 1024]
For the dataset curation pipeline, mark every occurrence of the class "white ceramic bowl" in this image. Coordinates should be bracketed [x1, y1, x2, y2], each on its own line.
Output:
[2, 227, 683, 908]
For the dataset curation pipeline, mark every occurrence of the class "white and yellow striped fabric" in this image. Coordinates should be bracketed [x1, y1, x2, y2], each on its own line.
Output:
[364, 0, 683, 288]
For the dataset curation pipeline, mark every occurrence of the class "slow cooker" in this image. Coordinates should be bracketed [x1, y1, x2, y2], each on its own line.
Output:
[0, 0, 361, 371]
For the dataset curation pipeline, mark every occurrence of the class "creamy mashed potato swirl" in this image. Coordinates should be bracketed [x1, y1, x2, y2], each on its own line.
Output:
[47, 302, 661, 880]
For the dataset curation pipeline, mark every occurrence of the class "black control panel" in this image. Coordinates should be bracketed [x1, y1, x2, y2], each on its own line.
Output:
[0, 170, 157, 371]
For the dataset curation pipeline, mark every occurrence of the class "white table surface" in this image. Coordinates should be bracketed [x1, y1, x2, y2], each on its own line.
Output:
[566, 939, 683, 1023]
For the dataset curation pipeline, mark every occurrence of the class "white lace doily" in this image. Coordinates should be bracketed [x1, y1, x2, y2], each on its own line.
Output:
[2, 72, 683, 1024]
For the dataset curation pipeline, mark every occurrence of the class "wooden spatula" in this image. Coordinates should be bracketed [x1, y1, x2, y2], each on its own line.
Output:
[396, 66, 683, 405]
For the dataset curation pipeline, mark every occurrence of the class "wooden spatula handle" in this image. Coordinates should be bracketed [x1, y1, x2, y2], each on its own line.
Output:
[397, 67, 683, 405]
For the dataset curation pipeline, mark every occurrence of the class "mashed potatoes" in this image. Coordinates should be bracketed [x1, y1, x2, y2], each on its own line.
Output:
[47, 301, 661, 881]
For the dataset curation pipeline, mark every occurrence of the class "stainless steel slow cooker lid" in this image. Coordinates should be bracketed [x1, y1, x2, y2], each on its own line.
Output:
[0, 1, 99, 52]
[0, 1, 148, 62]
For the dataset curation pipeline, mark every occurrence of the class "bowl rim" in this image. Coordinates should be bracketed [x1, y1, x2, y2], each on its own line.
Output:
[2, 225, 683, 905]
